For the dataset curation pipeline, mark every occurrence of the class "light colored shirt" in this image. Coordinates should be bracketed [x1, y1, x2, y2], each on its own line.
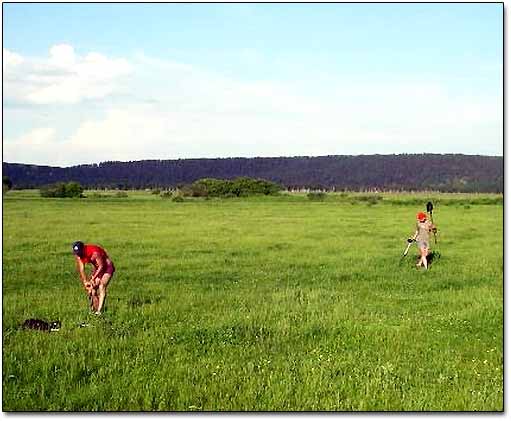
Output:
[416, 221, 433, 243]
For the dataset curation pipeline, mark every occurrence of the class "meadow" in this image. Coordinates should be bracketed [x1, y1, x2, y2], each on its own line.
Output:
[2, 190, 503, 411]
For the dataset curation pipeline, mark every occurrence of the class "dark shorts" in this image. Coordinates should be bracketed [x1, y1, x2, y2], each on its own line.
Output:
[99, 260, 115, 278]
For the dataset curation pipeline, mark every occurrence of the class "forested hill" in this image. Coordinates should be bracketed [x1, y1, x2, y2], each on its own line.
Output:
[3, 154, 503, 193]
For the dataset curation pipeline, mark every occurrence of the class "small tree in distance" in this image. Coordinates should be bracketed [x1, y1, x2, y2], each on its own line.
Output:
[3, 176, 13, 194]
[40, 182, 84, 198]
[183, 177, 281, 198]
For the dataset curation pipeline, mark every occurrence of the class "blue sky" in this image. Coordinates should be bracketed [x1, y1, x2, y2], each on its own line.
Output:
[3, 3, 503, 166]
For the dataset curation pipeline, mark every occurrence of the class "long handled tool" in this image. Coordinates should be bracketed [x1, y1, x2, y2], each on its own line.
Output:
[426, 201, 437, 244]
[400, 238, 415, 263]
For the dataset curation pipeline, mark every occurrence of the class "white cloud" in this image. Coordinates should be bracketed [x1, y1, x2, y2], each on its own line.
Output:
[49, 44, 76, 68]
[3, 48, 24, 70]
[3, 127, 61, 165]
[7, 127, 56, 147]
[67, 106, 172, 160]
[19, 127, 57, 146]
[2, 48, 502, 166]
[3, 44, 132, 105]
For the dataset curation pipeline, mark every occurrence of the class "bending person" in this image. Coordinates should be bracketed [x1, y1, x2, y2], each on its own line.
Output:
[72, 241, 115, 314]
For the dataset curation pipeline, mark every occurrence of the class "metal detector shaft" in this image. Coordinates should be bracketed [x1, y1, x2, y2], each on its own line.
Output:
[429, 212, 437, 244]
[426, 201, 437, 244]
[401, 240, 414, 261]
[432, 224, 437, 244]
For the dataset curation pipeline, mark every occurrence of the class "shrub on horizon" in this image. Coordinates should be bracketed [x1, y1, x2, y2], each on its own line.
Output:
[3, 176, 13, 194]
[307, 192, 327, 201]
[40, 182, 84, 198]
[182, 177, 281, 198]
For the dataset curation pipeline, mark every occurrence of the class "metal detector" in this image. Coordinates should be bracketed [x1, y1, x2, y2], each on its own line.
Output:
[426, 201, 437, 244]
[400, 238, 415, 263]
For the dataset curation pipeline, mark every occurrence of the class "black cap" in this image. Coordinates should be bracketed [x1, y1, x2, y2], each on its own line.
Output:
[72, 241, 84, 257]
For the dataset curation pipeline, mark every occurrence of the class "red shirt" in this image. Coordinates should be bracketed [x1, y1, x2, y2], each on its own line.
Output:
[80, 244, 108, 268]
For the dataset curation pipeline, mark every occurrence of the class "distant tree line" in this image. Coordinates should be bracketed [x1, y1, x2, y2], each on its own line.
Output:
[2, 154, 503, 193]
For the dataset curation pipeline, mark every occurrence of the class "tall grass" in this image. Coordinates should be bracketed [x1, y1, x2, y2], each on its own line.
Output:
[2, 191, 503, 410]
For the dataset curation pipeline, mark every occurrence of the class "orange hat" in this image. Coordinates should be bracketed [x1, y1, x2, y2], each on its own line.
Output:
[417, 212, 427, 221]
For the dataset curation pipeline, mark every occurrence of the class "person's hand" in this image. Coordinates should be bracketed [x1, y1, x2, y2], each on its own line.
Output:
[84, 282, 93, 295]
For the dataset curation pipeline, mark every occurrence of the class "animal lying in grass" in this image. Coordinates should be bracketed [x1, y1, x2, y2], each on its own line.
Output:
[22, 319, 61, 332]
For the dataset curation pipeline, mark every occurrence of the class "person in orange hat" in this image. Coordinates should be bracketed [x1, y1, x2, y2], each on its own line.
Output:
[410, 211, 437, 269]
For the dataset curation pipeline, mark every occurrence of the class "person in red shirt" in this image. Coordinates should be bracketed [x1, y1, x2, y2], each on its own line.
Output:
[72, 241, 115, 315]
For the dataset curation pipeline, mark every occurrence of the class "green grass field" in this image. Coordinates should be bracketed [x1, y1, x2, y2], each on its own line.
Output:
[2, 190, 503, 411]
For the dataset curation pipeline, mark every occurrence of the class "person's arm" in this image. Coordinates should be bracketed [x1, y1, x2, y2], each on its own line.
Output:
[430, 222, 437, 233]
[411, 225, 419, 241]
[426, 221, 436, 234]
[75, 256, 91, 292]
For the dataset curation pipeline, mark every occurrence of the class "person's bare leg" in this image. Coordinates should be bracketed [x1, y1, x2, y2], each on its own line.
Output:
[85, 283, 96, 312]
[95, 273, 112, 315]
[416, 249, 423, 268]
[91, 290, 100, 312]
[421, 247, 429, 269]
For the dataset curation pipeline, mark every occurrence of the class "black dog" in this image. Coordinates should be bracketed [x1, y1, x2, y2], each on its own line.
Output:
[22, 319, 61, 332]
